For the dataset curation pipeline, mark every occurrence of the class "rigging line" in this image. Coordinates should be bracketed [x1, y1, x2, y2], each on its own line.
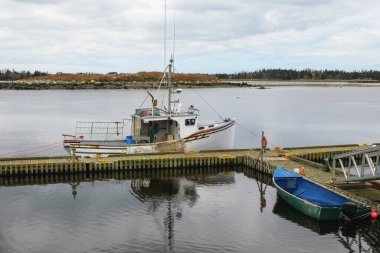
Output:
[193, 90, 223, 120]
[138, 95, 150, 109]
[138, 65, 169, 110]
[0, 141, 63, 157]
[1, 143, 63, 157]
[235, 122, 261, 139]
[156, 65, 169, 97]
[236, 122, 279, 150]
[12, 144, 63, 157]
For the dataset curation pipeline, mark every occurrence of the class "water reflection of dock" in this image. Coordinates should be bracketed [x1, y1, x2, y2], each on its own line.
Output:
[273, 195, 380, 252]
[1, 144, 380, 208]
[1, 160, 380, 252]
[0, 166, 237, 187]
[273, 196, 340, 235]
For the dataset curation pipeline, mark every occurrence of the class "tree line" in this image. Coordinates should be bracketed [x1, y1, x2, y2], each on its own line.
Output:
[2, 68, 380, 81]
[0, 69, 48, 81]
[214, 69, 380, 81]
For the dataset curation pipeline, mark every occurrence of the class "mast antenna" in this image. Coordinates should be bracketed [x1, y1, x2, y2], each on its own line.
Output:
[164, 0, 167, 69]
[172, 10, 176, 72]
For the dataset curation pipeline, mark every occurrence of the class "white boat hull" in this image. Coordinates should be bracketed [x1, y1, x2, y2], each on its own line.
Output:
[64, 140, 184, 157]
[64, 119, 235, 157]
[184, 120, 235, 152]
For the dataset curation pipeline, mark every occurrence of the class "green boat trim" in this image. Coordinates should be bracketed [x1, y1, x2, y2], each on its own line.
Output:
[273, 167, 371, 221]
[274, 181, 341, 220]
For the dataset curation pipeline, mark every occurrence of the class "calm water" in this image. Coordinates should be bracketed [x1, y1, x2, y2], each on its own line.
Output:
[0, 169, 379, 253]
[1, 87, 380, 252]
[0, 87, 380, 156]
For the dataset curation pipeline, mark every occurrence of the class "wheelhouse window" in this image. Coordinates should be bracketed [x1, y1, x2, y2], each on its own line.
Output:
[185, 119, 196, 126]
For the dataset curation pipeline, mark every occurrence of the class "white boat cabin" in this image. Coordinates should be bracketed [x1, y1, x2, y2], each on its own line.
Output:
[130, 105, 200, 144]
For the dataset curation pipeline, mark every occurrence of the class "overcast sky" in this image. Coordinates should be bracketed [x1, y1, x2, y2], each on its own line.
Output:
[1, 0, 379, 73]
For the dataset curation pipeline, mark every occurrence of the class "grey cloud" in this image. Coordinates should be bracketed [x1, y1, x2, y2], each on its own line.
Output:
[175, 0, 239, 12]
[0, 0, 379, 73]
[11, 0, 64, 4]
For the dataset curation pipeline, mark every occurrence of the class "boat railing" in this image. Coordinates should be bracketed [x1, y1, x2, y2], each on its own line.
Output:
[75, 121, 125, 140]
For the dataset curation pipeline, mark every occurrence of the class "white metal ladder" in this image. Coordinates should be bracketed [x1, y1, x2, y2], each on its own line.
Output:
[332, 146, 380, 183]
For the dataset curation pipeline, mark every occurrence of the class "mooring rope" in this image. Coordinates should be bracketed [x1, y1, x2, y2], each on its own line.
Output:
[192, 89, 282, 150]
[0, 141, 63, 158]
[235, 122, 279, 150]
[14, 144, 63, 157]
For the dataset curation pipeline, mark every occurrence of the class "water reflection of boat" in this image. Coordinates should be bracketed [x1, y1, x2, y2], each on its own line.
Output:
[131, 178, 180, 199]
[186, 171, 235, 185]
[130, 177, 199, 252]
[273, 196, 340, 235]
[130, 178, 199, 204]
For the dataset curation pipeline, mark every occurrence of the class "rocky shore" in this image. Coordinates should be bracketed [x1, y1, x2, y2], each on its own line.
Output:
[0, 80, 250, 90]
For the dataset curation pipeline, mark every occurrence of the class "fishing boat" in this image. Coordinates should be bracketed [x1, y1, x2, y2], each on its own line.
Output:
[273, 167, 370, 221]
[63, 58, 235, 157]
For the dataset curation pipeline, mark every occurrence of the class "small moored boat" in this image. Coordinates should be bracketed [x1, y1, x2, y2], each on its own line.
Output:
[273, 167, 370, 221]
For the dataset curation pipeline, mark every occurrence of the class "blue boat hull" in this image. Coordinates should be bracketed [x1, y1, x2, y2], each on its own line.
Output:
[273, 167, 370, 221]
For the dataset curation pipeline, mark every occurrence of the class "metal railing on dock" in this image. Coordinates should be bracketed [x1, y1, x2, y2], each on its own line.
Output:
[332, 146, 380, 183]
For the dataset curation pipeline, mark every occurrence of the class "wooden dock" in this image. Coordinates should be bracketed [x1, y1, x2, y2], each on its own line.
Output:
[1, 144, 379, 208]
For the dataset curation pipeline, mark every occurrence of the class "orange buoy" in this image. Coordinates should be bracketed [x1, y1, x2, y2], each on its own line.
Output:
[300, 165, 305, 176]
[371, 208, 378, 219]
[262, 135, 268, 149]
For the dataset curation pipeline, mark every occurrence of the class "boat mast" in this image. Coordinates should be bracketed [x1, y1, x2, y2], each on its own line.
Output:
[167, 57, 173, 115]
[164, 0, 167, 68]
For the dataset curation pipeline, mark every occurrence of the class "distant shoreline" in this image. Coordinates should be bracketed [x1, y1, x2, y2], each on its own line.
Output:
[0, 81, 249, 90]
[227, 80, 380, 88]
[0, 80, 379, 90]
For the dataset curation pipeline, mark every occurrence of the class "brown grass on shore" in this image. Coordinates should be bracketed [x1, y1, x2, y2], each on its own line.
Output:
[23, 72, 218, 83]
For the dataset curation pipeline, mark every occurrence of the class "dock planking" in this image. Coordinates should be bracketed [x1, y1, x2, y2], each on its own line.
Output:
[0, 144, 379, 208]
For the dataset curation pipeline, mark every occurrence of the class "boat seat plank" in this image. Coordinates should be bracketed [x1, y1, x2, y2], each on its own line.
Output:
[293, 189, 306, 197]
